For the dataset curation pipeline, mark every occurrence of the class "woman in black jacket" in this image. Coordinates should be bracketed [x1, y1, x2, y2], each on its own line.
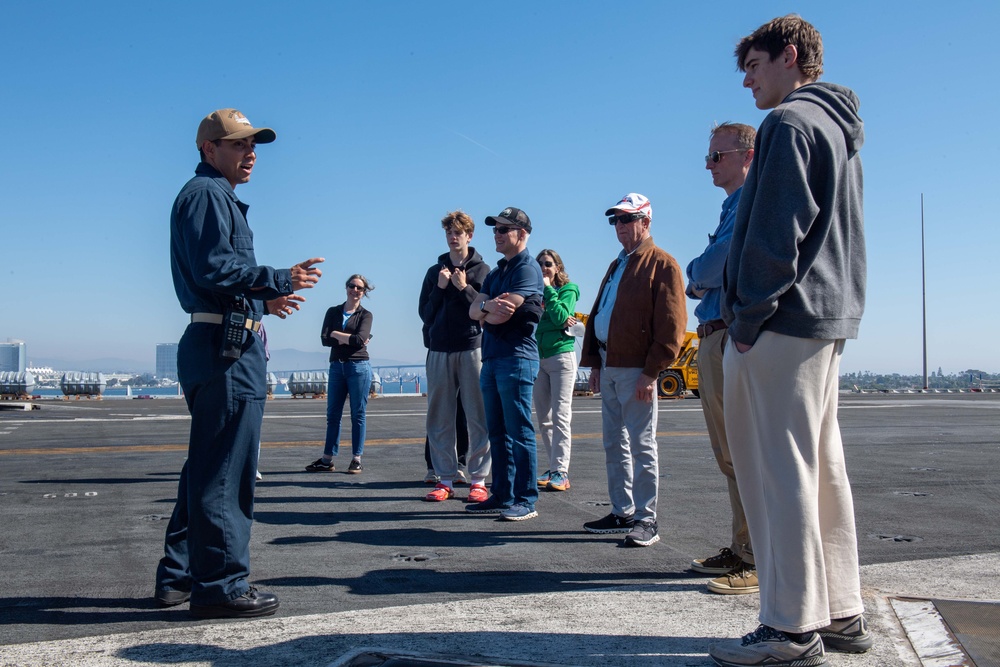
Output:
[305, 274, 374, 474]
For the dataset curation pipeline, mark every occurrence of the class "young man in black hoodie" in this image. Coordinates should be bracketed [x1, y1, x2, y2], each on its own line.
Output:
[710, 15, 871, 667]
[418, 210, 492, 504]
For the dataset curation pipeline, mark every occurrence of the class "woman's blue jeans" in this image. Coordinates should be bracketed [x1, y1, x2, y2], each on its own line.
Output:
[324, 360, 372, 457]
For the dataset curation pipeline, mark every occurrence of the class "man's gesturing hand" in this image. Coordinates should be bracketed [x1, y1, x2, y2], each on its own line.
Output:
[291, 258, 324, 291]
[267, 295, 306, 319]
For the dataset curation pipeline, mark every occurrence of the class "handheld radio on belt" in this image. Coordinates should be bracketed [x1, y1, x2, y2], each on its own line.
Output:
[221, 299, 252, 359]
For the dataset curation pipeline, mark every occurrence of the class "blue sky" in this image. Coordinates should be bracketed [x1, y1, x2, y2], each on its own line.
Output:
[1, 1, 997, 374]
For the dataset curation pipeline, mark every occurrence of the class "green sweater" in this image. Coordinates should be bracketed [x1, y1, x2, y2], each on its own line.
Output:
[535, 282, 580, 359]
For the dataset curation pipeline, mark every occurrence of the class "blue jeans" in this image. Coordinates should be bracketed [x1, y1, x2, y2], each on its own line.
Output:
[156, 323, 266, 605]
[480, 356, 539, 507]
[324, 360, 372, 457]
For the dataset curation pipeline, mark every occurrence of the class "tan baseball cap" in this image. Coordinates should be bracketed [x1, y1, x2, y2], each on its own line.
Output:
[195, 109, 276, 149]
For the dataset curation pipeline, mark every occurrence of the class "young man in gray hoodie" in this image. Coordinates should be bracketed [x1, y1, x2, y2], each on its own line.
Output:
[709, 15, 871, 667]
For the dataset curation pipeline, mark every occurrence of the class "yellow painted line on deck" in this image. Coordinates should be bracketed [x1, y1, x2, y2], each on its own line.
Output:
[0, 431, 705, 457]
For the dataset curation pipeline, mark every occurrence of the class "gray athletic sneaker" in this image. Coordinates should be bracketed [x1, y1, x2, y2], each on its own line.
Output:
[817, 614, 873, 653]
[709, 625, 826, 667]
[624, 519, 659, 547]
[501, 502, 538, 521]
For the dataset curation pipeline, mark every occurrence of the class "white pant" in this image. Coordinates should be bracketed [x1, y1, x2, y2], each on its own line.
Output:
[533, 351, 577, 474]
[723, 331, 864, 632]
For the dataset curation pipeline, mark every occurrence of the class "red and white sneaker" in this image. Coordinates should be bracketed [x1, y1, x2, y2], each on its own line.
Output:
[424, 483, 454, 502]
[467, 484, 488, 504]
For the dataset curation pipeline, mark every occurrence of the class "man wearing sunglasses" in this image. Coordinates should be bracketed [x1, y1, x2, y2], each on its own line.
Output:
[468, 207, 544, 521]
[710, 15, 870, 666]
[686, 122, 758, 596]
[580, 193, 687, 548]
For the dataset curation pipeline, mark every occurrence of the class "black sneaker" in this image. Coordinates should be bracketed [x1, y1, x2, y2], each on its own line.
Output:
[305, 458, 335, 472]
[692, 547, 743, 574]
[624, 519, 659, 547]
[347, 459, 363, 474]
[583, 513, 634, 534]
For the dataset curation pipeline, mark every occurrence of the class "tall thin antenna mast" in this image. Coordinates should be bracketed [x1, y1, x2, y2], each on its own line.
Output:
[921, 194, 928, 390]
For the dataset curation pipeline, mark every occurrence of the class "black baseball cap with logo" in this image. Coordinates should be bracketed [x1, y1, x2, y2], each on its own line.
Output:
[485, 206, 532, 233]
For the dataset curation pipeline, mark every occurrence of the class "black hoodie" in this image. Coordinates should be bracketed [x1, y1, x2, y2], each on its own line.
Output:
[418, 248, 491, 352]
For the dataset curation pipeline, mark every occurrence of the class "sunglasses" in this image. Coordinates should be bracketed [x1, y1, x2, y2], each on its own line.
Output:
[494, 226, 518, 235]
[608, 213, 646, 226]
[705, 149, 744, 164]
[347, 284, 365, 291]
[539, 260, 555, 268]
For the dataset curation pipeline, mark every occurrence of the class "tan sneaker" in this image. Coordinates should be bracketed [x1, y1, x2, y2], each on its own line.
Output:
[707, 561, 759, 595]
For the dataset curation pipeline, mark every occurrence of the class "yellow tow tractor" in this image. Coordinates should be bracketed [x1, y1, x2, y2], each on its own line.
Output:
[657, 331, 700, 398]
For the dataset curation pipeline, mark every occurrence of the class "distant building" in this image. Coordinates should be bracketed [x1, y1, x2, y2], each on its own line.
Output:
[155, 343, 178, 381]
[0, 340, 27, 373]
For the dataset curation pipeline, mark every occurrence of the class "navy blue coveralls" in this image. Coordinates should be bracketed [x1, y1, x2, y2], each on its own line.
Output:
[155, 162, 293, 605]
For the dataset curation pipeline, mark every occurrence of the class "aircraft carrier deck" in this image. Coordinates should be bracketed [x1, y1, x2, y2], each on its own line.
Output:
[1, 392, 997, 666]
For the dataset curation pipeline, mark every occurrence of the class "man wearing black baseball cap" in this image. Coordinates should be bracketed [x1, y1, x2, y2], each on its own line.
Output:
[468, 207, 544, 521]
[155, 108, 324, 619]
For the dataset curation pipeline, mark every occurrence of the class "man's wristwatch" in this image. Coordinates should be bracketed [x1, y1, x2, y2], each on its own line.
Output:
[480, 300, 488, 314]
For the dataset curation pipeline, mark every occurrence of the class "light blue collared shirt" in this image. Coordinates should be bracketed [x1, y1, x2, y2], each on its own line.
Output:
[686, 186, 742, 324]
[593, 248, 631, 343]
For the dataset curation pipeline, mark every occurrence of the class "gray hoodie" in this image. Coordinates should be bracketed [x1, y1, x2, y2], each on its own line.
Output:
[723, 82, 866, 344]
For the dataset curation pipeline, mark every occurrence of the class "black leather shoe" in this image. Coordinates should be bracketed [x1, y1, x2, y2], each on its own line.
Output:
[190, 586, 280, 619]
[155, 588, 191, 607]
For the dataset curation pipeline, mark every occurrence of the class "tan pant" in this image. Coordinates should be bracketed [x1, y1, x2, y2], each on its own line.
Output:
[697, 327, 752, 563]
[722, 331, 864, 633]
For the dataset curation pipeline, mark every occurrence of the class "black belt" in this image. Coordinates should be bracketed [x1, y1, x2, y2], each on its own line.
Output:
[697, 319, 726, 339]
[597, 340, 607, 350]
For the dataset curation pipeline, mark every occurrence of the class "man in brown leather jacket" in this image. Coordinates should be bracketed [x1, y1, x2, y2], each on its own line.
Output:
[580, 193, 687, 547]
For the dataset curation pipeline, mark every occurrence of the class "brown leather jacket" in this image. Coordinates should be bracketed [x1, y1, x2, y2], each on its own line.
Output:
[581, 236, 687, 378]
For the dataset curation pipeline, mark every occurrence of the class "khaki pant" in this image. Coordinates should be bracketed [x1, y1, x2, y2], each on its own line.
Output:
[722, 331, 864, 632]
[697, 327, 752, 563]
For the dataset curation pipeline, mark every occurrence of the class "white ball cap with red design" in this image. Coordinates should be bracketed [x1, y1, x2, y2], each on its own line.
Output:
[604, 193, 652, 221]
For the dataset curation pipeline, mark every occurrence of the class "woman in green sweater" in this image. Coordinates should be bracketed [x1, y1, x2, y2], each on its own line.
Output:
[534, 249, 580, 492]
